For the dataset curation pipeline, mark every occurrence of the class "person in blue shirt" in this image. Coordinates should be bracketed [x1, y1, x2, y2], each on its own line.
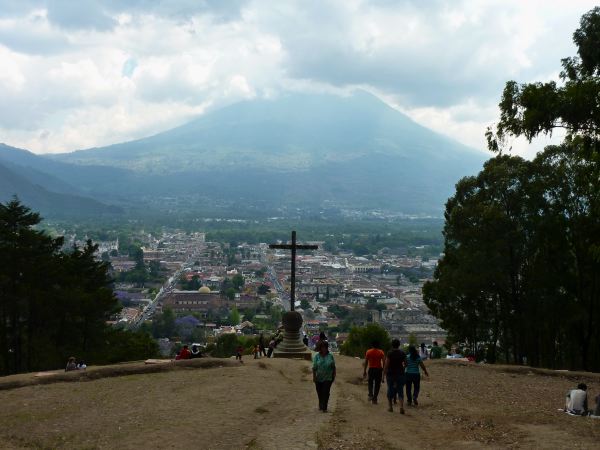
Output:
[405, 345, 429, 406]
[312, 340, 336, 412]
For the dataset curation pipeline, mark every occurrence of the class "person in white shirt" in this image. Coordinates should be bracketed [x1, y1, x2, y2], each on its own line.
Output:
[565, 383, 588, 415]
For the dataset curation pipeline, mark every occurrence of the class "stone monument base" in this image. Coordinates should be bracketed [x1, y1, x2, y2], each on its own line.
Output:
[273, 350, 313, 361]
[273, 310, 313, 361]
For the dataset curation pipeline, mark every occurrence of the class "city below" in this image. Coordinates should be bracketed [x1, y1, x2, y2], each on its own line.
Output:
[84, 229, 446, 354]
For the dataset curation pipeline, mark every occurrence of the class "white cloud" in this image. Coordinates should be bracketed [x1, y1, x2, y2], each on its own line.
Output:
[0, 0, 596, 156]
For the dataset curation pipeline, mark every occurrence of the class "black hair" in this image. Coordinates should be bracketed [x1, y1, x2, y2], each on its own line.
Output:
[578, 383, 588, 391]
[433, 341, 438, 346]
[371, 340, 380, 349]
[408, 345, 419, 360]
[391, 339, 400, 349]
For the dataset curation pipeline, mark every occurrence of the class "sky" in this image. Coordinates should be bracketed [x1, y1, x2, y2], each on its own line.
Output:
[0, 0, 596, 158]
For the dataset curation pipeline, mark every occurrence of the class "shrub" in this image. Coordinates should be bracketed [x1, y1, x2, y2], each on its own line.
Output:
[340, 324, 391, 357]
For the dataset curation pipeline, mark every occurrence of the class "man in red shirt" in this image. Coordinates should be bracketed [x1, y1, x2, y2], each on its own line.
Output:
[363, 341, 385, 404]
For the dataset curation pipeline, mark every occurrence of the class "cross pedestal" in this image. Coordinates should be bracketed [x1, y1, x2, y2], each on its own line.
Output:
[273, 311, 312, 360]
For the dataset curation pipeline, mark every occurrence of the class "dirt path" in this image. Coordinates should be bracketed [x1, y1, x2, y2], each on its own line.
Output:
[318, 357, 600, 449]
[0, 356, 599, 449]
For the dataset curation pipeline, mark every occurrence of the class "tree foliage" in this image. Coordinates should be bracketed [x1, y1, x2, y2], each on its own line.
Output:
[487, 7, 600, 152]
[340, 323, 391, 357]
[0, 199, 157, 374]
[426, 137, 600, 370]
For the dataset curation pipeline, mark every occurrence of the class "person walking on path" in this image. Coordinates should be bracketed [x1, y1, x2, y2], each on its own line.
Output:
[363, 341, 385, 404]
[383, 338, 407, 414]
[259, 333, 267, 357]
[405, 345, 429, 406]
[419, 343, 429, 360]
[235, 345, 244, 362]
[313, 340, 336, 412]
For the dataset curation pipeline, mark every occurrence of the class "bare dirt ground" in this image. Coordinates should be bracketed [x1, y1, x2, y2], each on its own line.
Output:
[0, 356, 599, 449]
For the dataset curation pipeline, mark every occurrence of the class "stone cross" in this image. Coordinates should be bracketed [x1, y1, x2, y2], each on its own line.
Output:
[269, 231, 318, 311]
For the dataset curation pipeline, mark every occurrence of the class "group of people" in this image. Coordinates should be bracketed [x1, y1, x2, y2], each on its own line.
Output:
[311, 336, 430, 414]
[65, 357, 86, 371]
[175, 344, 204, 360]
[564, 383, 600, 417]
[363, 340, 429, 414]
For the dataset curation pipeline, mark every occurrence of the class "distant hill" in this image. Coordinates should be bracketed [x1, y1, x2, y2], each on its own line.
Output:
[3, 92, 488, 215]
[0, 147, 123, 217]
[52, 91, 488, 214]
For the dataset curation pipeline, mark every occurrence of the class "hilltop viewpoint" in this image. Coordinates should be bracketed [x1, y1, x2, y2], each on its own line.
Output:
[1, 356, 599, 449]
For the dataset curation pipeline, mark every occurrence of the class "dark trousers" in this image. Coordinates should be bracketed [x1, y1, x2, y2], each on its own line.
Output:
[386, 373, 405, 400]
[267, 347, 273, 358]
[368, 367, 383, 400]
[405, 373, 421, 402]
[315, 380, 332, 410]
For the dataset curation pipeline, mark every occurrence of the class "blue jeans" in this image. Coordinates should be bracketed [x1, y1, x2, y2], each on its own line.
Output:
[386, 373, 405, 400]
[405, 373, 420, 402]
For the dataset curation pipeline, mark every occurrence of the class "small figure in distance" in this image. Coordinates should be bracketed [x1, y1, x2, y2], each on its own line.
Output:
[363, 340, 385, 405]
[383, 338, 407, 414]
[303, 334, 309, 347]
[65, 356, 78, 372]
[594, 393, 600, 417]
[190, 344, 203, 359]
[405, 345, 429, 407]
[312, 340, 336, 413]
[565, 383, 588, 415]
[419, 343, 429, 360]
[267, 338, 276, 358]
[430, 341, 442, 359]
[175, 345, 192, 360]
[77, 360, 87, 370]
[235, 344, 244, 363]
[254, 344, 260, 359]
[259, 333, 267, 357]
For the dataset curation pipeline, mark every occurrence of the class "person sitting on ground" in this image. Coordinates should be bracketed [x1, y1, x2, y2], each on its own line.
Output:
[76, 360, 87, 370]
[175, 345, 192, 360]
[190, 344, 203, 358]
[565, 383, 588, 415]
[65, 356, 78, 372]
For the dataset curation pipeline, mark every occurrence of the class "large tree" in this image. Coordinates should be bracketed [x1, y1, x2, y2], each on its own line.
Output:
[0, 198, 156, 374]
[426, 8, 600, 371]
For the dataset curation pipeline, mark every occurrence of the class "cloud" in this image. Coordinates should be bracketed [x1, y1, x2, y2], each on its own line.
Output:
[0, 0, 597, 157]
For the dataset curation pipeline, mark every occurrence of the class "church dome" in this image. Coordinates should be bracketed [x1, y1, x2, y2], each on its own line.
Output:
[198, 286, 211, 294]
